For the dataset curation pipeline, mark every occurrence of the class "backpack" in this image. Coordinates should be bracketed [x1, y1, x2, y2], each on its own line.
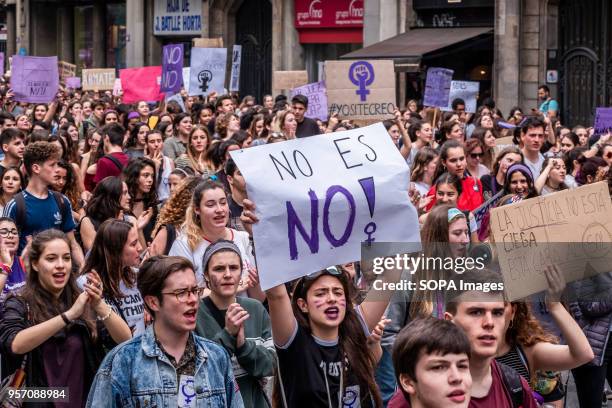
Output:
[14, 190, 66, 230]
[103, 154, 124, 172]
[498, 362, 525, 408]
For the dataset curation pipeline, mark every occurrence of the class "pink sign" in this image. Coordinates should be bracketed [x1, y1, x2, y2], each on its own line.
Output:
[119, 66, 163, 103]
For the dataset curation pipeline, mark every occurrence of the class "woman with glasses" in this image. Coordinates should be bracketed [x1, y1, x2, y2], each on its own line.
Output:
[195, 240, 275, 408]
[464, 139, 490, 179]
[0, 217, 26, 304]
[79, 219, 145, 341]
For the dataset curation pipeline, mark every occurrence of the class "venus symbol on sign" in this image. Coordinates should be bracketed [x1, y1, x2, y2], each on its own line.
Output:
[358, 176, 377, 245]
[198, 70, 213, 93]
[349, 61, 375, 102]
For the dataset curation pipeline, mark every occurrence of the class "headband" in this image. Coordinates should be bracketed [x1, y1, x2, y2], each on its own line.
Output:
[173, 167, 190, 178]
[447, 207, 465, 222]
[201, 240, 242, 274]
[505, 163, 533, 183]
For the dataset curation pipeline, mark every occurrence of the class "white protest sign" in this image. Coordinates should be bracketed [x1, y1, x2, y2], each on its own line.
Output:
[182, 67, 190, 92]
[153, 0, 202, 36]
[230, 123, 421, 290]
[189, 48, 227, 96]
[291, 81, 328, 122]
[165, 92, 186, 112]
[441, 81, 480, 113]
[229, 45, 242, 92]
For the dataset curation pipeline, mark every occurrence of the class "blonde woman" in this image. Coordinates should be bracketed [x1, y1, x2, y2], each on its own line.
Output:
[174, 125, 214, 177]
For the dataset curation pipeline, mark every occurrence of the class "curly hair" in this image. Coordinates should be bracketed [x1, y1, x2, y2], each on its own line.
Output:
[153, 176, 200, 237]
[215, 113, 238, 139]
[56, 160, 82, 211]
[23, 141, 60, 176]
[507, 302, 558, 348]
[125, 122, 149, 149]
[123, 157, 158, 211]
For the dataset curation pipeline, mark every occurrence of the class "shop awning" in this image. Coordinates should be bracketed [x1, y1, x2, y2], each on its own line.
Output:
[340, 27, 493, 65]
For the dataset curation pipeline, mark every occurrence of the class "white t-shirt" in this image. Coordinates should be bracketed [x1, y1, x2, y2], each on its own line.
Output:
[77, 273, 145, 336]
[523, 152, 545, 180]
[169, 228, 255, 285]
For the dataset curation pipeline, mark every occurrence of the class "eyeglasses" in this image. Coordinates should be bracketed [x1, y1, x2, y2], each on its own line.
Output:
[0, 228, 18, 237]
[470, 153, 484, 159]
[161, 286, 205, 302]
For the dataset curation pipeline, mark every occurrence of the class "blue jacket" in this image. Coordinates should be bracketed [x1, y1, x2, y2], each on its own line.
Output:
[86, 324, 244, 408]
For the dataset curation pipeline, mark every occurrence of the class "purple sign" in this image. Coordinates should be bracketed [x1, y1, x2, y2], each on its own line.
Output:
[65, 76, 81, 89]
[161, 44, 184, 94]
[348, 61, 374, 102]
[11, 55, 59, 103]
[0, 53, 4, 77]
[594, 107, 612, 134]
[290, 81, 328, 121]
[423, 67, 454, 108]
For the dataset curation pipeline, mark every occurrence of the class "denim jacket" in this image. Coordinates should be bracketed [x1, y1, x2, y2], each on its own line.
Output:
[86, 325, 244, 408]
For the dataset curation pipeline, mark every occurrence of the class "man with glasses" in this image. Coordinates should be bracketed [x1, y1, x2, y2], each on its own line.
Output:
[87, 255, 244, 408]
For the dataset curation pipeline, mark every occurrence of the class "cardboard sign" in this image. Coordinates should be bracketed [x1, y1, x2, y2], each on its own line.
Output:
[82, 68, 116, 90]
[65, 77, 81, 89]
[291, 81, 328, 122]
[493, 135, 516, 157]
[192, 37, 224, 48]
[441, 81, 479, 113]
[11, 55, 59, 103]
[230, 122, 421, 290]
[112, 79, 122, 96]
[423, 67, 454, 108]
[120, 66, 163, 103]
[161, 44, 184, 94]
[182, 67, 190, 92]
[489, 182, 612, 300]
[325, 60, 395, 121]
[188, 48, 227, 96]
[229, 45, 242, 92]
[594, 108, 612, 134]
[58, 60, 76, 85]
[154, 0, 202, 36]
[273, 71, 309, 92]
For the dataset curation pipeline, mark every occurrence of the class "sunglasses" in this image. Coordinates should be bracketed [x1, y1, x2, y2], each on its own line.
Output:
[470, 152, 484, 159]
[293, 266, 343, 297]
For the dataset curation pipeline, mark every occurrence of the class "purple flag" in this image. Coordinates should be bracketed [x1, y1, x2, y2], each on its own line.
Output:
[160, 44, 184, 94]
[11, 55, 59, 103]
[423, 67, 454, 108]
[66, 77, 81, 89]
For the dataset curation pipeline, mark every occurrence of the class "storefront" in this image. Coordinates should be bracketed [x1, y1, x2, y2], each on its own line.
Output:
[294, 0, 363, 81]
[152, 0, 203, 67]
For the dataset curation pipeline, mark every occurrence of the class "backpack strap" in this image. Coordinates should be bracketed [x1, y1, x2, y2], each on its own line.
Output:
[163, 224, 177, 255]
[498, 362, 524, 408]
[103, 154, 124, 172]
[50, 191, 67, 220]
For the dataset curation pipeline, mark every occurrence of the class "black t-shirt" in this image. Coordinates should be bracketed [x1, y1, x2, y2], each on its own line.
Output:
[480, 174, 503, 202]
[202, 296, 226, 328]
[276, 322, 373, 408]
[296, 117, 321, 138]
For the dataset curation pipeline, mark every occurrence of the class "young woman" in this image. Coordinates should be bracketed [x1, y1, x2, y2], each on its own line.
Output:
[168, 180, 258, 297]
[471, 126, 496, 170]
[175, 125, 213, 177]
[216, 113, 241, 141]
[53, 160, 84, 222]
[479, 146, 523, 201]
[464, 138, 490, 179]
[535, 157, 569, 195]
[231, 130, 252, 149]
[248, 113, 265, 140]
[167, 168, 193, 195]
[405, 120, 434, 169]
[428, 140, 483, 212]
[383, 119, 402, 148]
[575, 156, 608, 185]
[158, 120, 174, 140]
[410, 147, 438, 197]
[0, 167, 23, 214]
[196, 240, 275, 408]
[79, 177, 134, 253]
[57, 124, 81, 164]
[123, 157, 158, 245]
[144, 129, 174, 203]
[15, 114, 32, 133]
[102, 109, 119, 126]
[278, 111, 297, 140]
[560, 132, 579, 155]
[79, 219, 145, 341]
[80, 127, 102, 186]
[163, 113, 193, 160]
[497, 265, 594, 406]
[0, 229, 130, 403]
[440, 119, 465, 144]
[125, 122, 149, 159]
[503, 163, 538, 199]
[149, 176, 199, 256]
[0, 217, 26, 303]
[136, 101, 150, 123]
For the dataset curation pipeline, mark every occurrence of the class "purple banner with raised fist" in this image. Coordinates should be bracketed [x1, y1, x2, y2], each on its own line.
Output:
[423, 67, 454, 108]
[161, 44, 184, 94]
[11, 55, 59, 103]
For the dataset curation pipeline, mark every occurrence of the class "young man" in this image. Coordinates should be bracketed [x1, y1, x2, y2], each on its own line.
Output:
[520, 118, 546, 179]
[93, 123, 130, 186]
[225, 158, 246, 231]
[0, 112, 16, 132]
[3, 141, 84, 265]
[292, 94, 320, 138]
[0, 128, 25, 179]
[391, 317, 472, 408]
[538, 85, 559, 118]
[196, 240, 274, 408]
[208, 95, 236, 135]
[388, 269, 538, 408]
[452, 98, 467, 123]
[86, 256, 244, 408]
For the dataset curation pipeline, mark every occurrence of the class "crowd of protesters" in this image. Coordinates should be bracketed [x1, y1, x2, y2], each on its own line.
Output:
[0, 79, 609, 408]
